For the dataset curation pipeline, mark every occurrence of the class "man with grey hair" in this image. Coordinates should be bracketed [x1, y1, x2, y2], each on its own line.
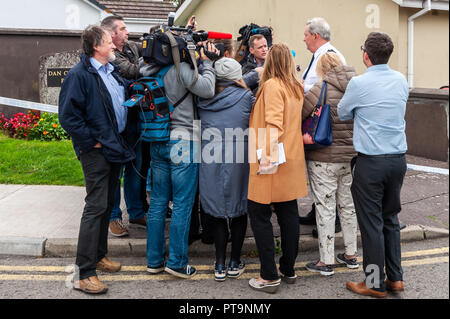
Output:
[302, 17, 346, 93]
[299, 17, 346, 235]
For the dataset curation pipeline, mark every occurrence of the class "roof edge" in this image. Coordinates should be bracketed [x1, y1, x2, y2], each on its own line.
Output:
[123, 17, 168, 25]
[392, 0, 449, 11]
[82, 0, 108, 11]
[174, 0, 203, 26]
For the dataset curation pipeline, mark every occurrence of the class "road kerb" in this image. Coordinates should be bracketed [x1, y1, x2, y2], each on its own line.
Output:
[36, 225, 450, 258]
[0, 236, 46, 256]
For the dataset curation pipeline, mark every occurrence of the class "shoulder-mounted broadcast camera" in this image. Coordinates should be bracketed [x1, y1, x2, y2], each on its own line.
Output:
[141, 13, 232, 67]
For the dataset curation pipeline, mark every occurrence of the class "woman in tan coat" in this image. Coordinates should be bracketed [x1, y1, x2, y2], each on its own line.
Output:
[247, 43, 308, 293]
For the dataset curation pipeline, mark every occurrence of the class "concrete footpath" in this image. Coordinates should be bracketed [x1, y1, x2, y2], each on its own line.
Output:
[0, 155, 448, 258]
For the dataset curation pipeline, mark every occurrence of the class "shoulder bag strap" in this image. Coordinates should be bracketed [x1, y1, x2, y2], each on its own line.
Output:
[322, 81, 328, 105]
[165, 31, 182, 85]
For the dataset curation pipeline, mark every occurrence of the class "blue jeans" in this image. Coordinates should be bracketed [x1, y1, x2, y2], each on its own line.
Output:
[110, 141, 146, 221]
[146, 140, 199, 269]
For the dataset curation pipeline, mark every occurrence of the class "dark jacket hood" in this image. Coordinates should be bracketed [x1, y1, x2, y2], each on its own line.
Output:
[197, 84, 249, 112]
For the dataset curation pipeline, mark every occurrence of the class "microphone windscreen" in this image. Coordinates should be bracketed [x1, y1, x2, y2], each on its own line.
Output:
[207, 31, 233, 39]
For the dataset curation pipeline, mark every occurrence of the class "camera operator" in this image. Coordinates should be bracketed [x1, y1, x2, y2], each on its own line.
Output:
[100, 16, 149, 238]
[141, 33, 219, 279]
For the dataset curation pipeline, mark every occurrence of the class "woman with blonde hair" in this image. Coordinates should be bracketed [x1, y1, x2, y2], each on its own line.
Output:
[302, 52, 359, 276]
[247, 43, 308, 293]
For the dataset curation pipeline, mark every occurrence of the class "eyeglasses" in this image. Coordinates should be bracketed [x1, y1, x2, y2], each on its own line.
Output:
[360, 45, 366, 52]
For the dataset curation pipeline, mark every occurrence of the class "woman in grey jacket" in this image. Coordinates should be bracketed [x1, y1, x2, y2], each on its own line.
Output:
[197, 58, 255, 281]
[302, 52, 359, 276]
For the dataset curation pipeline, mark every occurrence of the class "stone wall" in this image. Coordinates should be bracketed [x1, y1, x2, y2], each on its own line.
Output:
[39, 50, 81, 106]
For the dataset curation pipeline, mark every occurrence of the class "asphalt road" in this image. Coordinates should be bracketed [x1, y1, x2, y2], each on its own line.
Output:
[0, 237, 448, 303]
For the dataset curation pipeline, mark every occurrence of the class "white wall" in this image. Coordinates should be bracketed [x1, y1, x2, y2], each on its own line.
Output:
[0, 0, 166, 34]
[0, 0, 106, 30]
[123, 20, 167, 34]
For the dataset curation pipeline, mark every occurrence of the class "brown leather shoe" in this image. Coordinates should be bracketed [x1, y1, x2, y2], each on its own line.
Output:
[346, 281, 387, 298]
[386, 279, 404, 293]
[97, 257, 121, 272]
[129, 215, 147, 228]
[109, 219, 129, 237]
[74, 276, 108, 294]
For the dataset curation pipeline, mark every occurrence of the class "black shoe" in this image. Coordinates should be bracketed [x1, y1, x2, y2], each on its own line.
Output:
[214, 263, 227, 281]
[306, 261, 334, 276]
[165, 265, 197, 279]
[299, 204, 316, 225]
[336, 253, 359, 269]
[227, 260, 245, 278]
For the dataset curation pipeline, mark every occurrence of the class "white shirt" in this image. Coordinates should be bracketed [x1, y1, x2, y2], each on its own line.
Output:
[302, 42, 346, 93]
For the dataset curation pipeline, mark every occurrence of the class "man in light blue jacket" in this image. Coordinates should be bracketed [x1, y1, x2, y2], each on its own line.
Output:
[338, 32, 409, 298]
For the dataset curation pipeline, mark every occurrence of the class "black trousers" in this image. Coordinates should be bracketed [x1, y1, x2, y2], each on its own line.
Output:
[248, 200, 299, 280]
[76, 149, 121, 280]
[351, 153, 406, 292]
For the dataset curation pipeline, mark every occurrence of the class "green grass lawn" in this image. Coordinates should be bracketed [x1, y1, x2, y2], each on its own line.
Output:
[0, 133, 84, 186]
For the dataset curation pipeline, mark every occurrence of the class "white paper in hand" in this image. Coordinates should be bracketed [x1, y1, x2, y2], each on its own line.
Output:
[257, 143, 286, 166]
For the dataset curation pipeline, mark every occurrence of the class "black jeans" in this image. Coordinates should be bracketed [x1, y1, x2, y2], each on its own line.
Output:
[248, 200, 299, 280]
[76, 149, 121, 280]
[351, 153, 407, 292]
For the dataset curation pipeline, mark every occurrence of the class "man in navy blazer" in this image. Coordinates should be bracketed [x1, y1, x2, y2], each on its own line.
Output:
[59, 25, 138, 294]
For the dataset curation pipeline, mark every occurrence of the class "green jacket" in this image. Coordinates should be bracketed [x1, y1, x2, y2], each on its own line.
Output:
[113, 41, 142, 80]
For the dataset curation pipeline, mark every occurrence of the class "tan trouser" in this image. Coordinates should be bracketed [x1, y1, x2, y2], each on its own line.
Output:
[307, 161, 358, 265]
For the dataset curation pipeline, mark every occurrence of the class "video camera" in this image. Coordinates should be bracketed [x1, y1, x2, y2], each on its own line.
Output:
[141, 13, 232, 66]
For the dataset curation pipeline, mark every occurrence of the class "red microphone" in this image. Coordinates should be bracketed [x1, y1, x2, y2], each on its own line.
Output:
[206, 31, 232, 39]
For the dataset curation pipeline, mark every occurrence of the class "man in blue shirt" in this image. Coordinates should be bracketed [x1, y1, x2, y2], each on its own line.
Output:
[338, 32, 409, 298]
[59, 25, 138, 294]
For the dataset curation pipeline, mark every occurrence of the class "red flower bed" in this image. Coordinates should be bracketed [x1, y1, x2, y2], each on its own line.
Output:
[0, 110, 40, 139]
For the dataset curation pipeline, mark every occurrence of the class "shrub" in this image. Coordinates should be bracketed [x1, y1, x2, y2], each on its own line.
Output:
[28, 112, 69, 141]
